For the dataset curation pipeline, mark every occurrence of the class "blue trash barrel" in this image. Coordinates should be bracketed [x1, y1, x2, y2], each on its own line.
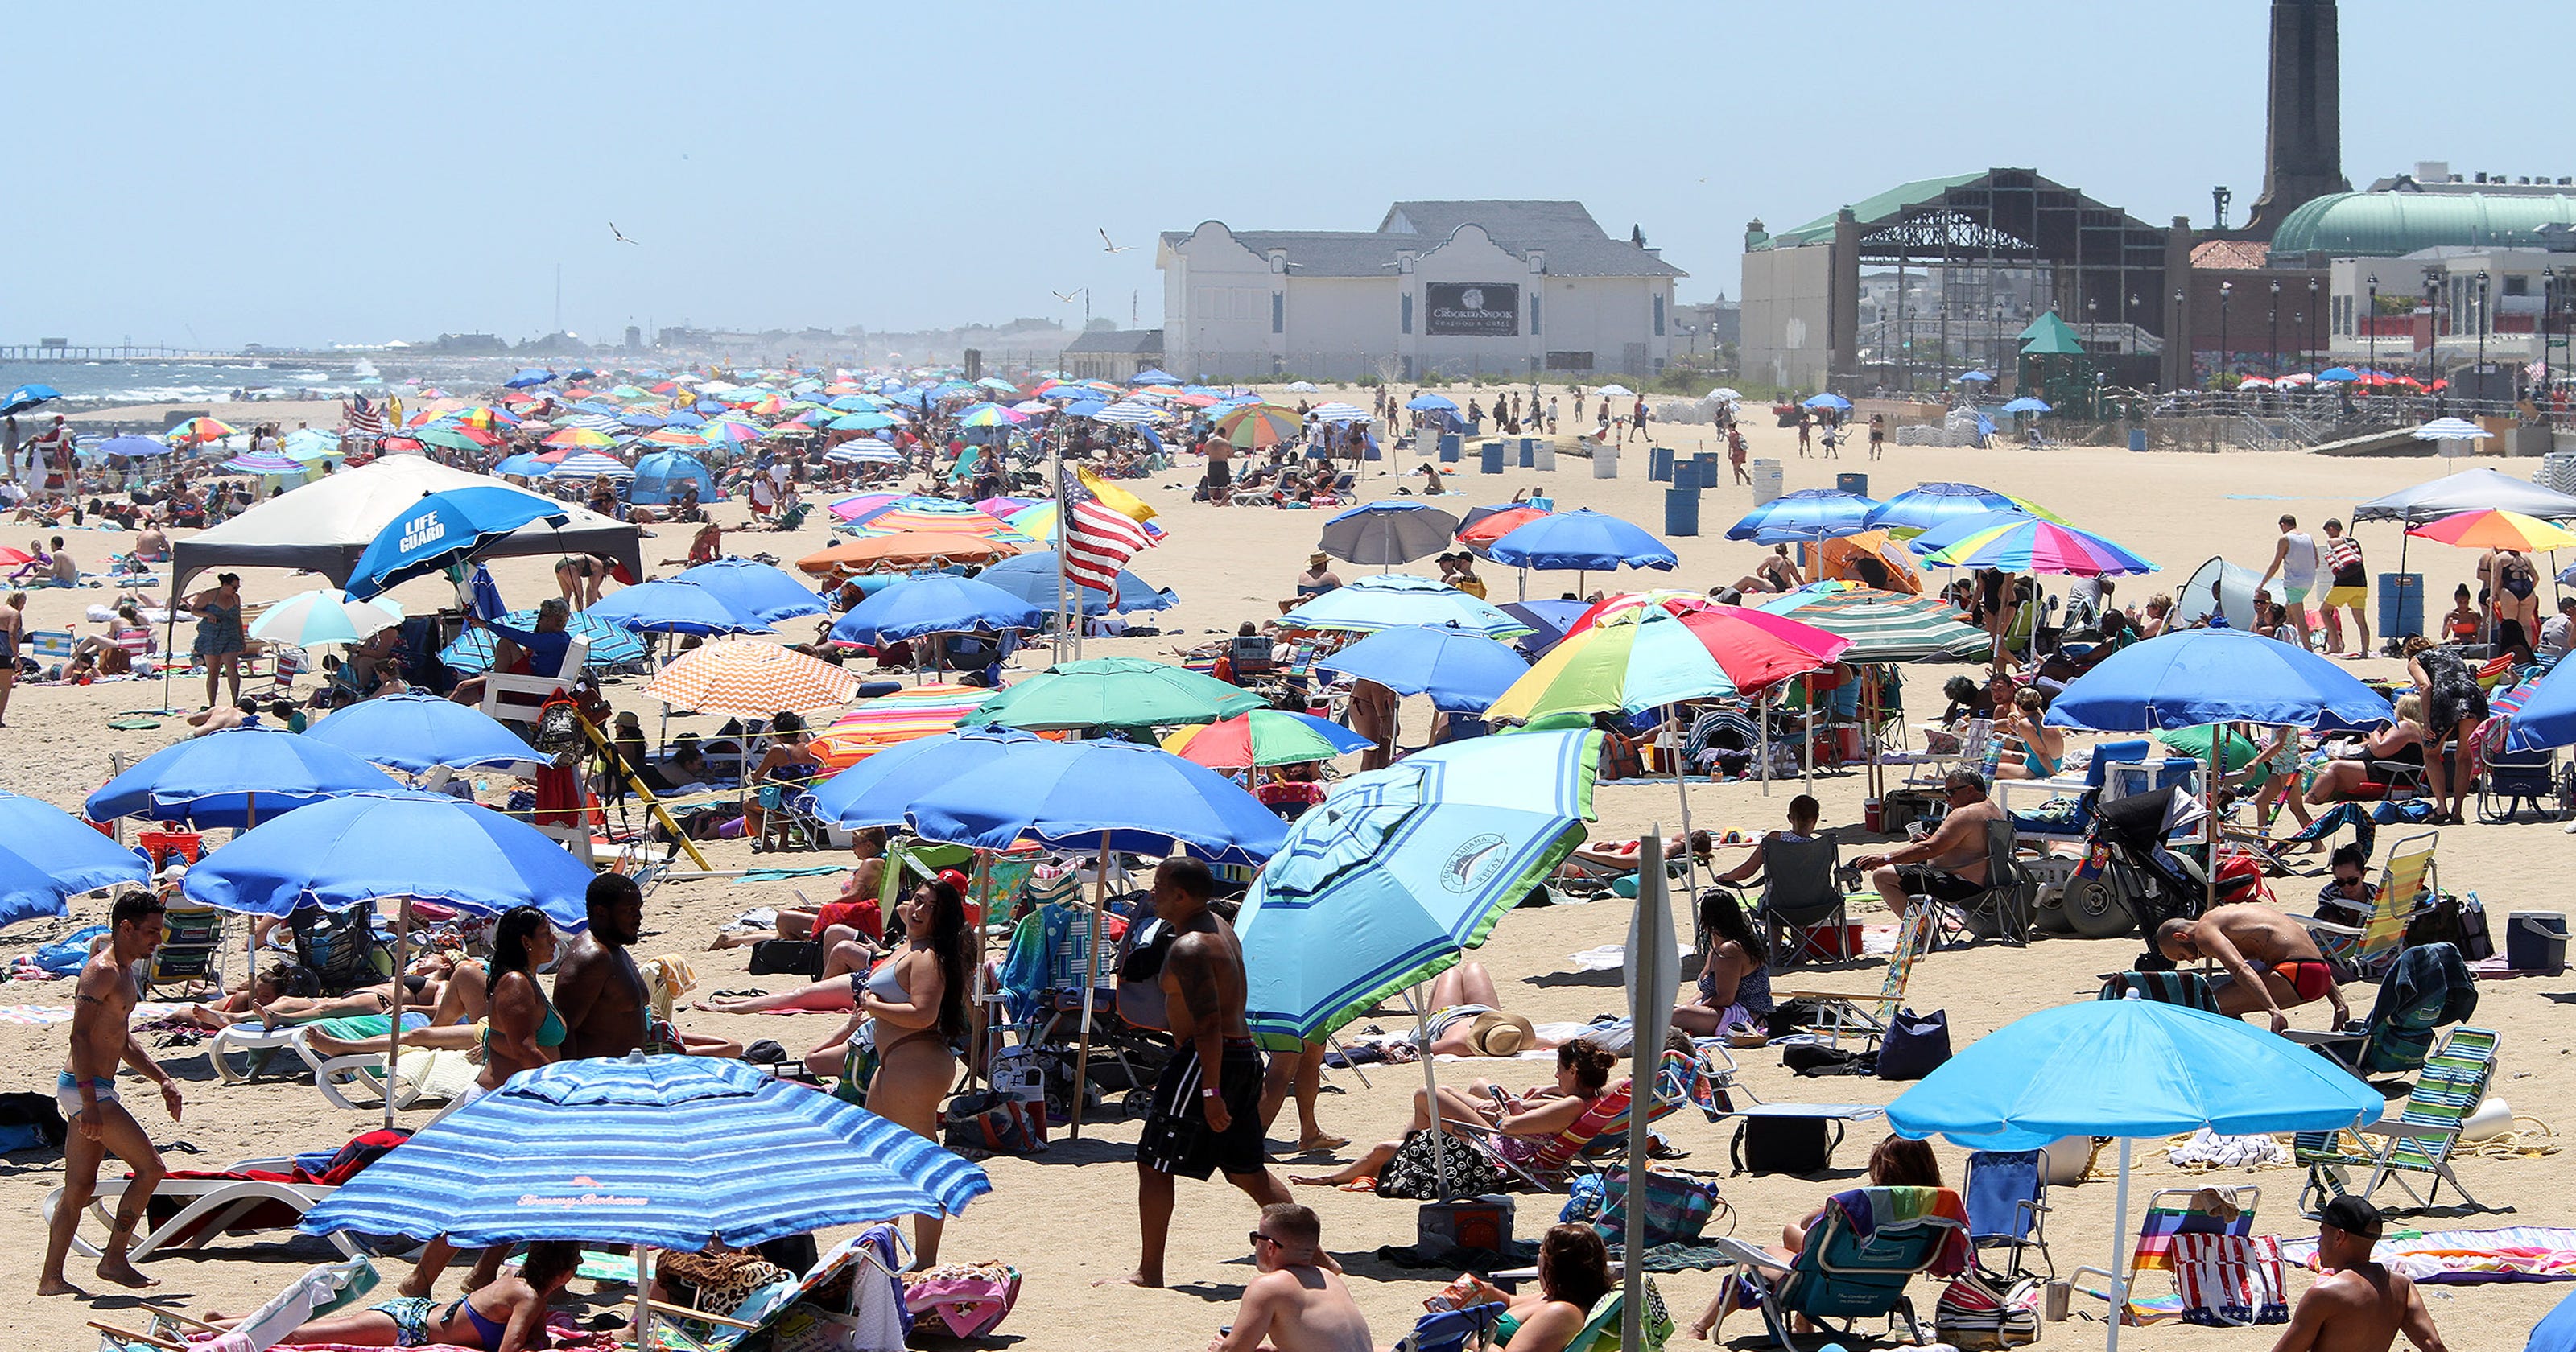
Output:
[1649, 446, 1675, 482]
[2128, 428, 2149, 452]
[1665, 487, 1700, 538]
[1836, 472, 1868, 497]
[2378, 572, 2424, 641]
[1671, 460, 1699, 491]
[1438, 433, 1460, 464]
[1697, 451, 1724, 484]
[1517, 438, 1537, 468]
[1479, 441, 1505, 474]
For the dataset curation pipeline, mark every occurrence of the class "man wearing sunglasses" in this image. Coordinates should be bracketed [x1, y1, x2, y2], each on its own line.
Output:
[1209, 1204, 1372, 1352]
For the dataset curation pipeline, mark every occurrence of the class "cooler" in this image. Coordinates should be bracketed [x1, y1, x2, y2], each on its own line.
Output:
[2378, 572, 2423, 641]
[2508, 912, 2569, 973]
[1836, 472, 1868, 496]
[1665, 487, 1700, 538]
[1650, 446, 1675, 482]
[1750, 459, 1783, 505]
[1417, 1194, 1516, 1255]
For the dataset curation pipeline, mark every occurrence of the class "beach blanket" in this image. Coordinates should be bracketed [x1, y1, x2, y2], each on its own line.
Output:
[733, 866, 849, 884]
[2277, 1226, 2576, 1284]
[0, 1002, 186, 1026]
[1835, 1185, 1971, 1277]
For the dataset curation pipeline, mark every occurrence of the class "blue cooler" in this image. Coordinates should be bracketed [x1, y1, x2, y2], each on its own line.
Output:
[2508, 913, 2569, 973]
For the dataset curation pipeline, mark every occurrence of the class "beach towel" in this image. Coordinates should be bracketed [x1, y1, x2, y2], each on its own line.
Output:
[1835, 1184, 1973, 1277]
[0, 1002, 186, 1026]
[2277, 1226, 2576, 1284]
[2170, 1233, 2289, 1326]
[2278, 802, 2376, 859]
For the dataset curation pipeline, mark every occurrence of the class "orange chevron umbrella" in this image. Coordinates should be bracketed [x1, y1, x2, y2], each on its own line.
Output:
[643, 639, 860, 716]
[796, 532, 1025, 578]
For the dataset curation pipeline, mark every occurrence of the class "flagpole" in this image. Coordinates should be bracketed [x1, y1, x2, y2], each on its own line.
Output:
[1049, 432, 1071, 664]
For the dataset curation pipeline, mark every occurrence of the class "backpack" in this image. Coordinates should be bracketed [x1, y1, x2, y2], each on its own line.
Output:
[0, 1091, 68, 1152]
[1730, 1115, 1845, 1176]
[940, 1090, 1044, 1156]
[903, 1262, 1022, 1339]
[1376, 1128, 1509, 1201]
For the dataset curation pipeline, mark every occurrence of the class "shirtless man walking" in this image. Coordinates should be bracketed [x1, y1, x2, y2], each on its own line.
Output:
[1108, 858, 1293, 1288]
[40, 892, 184, 1295]
[0, 587, 22, 728]
[1848, 769, 2002, 919]
[1209, 1204, 1372, 1352]
[2158, 904, 2351, 1034]
[2269, 1196, 2446, 1350]
[557, 873, 650, 1060]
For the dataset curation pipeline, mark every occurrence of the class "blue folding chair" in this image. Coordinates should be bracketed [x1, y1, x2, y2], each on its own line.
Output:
[1963, 1149, 2053, 1279]
[1393, 1300, 1505, 1352]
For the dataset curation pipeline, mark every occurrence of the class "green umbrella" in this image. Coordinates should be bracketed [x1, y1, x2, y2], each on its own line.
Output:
[964, 657, 1264, 732]
[2157, 723, 2264, 769]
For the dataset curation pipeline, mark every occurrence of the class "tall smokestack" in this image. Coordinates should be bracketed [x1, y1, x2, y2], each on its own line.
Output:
[2245, 0, 2350, 239]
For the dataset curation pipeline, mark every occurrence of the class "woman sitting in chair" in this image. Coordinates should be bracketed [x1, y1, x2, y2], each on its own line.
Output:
[1993, 687, 2064, 781]
[1289, 1039, 1617, 1189]
[1686, 1136, 1944, 1342]
[2302, 694, 2429, 807]
[213, 1239, 580, 1352]
[1441, 1224, 1616, 1352]
[1679, 861, 1781, 1044]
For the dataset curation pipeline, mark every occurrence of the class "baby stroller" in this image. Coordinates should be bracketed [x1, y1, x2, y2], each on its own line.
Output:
[2053, 786, 2259, 939]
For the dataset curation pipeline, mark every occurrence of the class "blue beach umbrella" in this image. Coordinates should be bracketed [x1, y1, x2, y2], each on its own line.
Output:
[438, 609, 646, 675]
[1484, 508, 1678, 577]
[493, 452, 551, 478]
[2, 384, 63, 415]
[2000, 397, 2053, 414]
[811, 728, 1050, 829]
[2045, 626, 2392, 733]
[1724, 487, 1887, 544]
[1866, 482, 2017, 538]
[670, 556, 828, 624]
[1950, 371, 1994, 384]
[182, 789, 593, 927]
[0, 792, 151, 931]
[299, 693, 538, 773]
[1496, 599, 1591, 657]
[2317, 367, 2361, 383]
[1317, 624, 1530, 713]
[828, 575, 1041, 645]
[976, 550, 1175, 614]
[87, 727, 401, 829]
[630, 450, 715, 505]
[344, 487, 570, 601]
[299, 1054, 990, 1250]
[1239, 729, 1601, 1044]
[1280, 573, 1533, 639]
[1404, 394, 1459, 413]
[2507, 657, 2576, 752]
[95, 434, 180, 460]
[907, 737, 1287, 865]
[1129, 368, 1179, 385]
[503, 368, 556, 389]
[586, 579, 774, 637]
[1802, 392, 1853, 410]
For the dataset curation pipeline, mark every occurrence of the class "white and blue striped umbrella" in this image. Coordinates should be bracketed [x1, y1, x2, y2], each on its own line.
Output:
[828, 437, 903, 464]
[550, 451, 634, 480]
[559, 412, 627, 435]
[299, 1054, 991, 1249]
[1088, 400, 1168, 426]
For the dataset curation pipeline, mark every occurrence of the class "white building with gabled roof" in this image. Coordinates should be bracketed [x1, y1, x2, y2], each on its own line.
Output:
[1157, 200, 1686, 382]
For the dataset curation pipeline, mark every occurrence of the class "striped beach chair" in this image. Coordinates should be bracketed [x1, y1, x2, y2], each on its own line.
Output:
[2168, 1232, 2289, 1327]
[2298, 831, 2436, 979]
[1777, 905, 1932, 1052]
[2066, 1185, 2261, 1325]
[2294, 1025, 2501, 1217]
[1466, 1049, 1711, 1190]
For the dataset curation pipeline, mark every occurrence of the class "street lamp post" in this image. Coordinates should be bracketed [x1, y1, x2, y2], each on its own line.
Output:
[2366, 273, 2378, 381]
[2424, 268, 2442, 388]
[2173, 287, 2186, 390]
[2306, 277, 2320, 371]
[1993, 299, 2006, 393]
[2219, 282, 2234, 385]
[2475, 270, 2491, 394]
[2268, 278, 2281, 377]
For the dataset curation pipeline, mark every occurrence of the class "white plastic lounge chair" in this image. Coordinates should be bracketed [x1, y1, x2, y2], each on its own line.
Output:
[46, 1156, 362, 1263]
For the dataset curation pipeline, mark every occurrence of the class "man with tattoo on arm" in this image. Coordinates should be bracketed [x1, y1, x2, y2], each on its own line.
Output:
[1105, 859, 1296, 1289]
[41, 892, 184, 1295]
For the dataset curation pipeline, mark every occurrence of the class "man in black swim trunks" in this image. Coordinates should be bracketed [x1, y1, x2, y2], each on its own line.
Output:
[1848, 769, 2000, 921]
[1105, 858, 1291, 1289]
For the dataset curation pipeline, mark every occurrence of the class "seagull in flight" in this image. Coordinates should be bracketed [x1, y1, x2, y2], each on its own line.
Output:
[609, 222, 639, 245]
[1098, 228, 1132, 254]
[1051, 290, 1080, 303]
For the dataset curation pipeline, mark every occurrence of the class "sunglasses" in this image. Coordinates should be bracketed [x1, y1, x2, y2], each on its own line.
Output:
[1249, 1231, 1278, 1249]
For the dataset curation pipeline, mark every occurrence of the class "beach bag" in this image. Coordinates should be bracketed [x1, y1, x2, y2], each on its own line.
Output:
[748, 938, 824, 978]
[1731, 1115, 1843, 1177]
[941, 1090, 1044, 1156]
[1377, 1128, 1509, 1201]
[0, 1091, 68, 1152]
[1876, 1008, 1953, 1081]
[769, 1302, 869, 1352]
[1935, 1272, 2043, 1349]
[1591, 1166, 1723, 1248]
[903, 1262, 1022, 1339]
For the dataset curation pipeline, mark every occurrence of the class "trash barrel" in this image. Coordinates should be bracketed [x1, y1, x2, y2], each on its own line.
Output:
[1479, 441, 1505, 474]
[1438, 433, 1460, 464]
[1592, 445, 1618, 479]
[1665, 487, 1700, 538]
[1750, 460, 1783, 505]
[1517, 438, 1537, 468]
[2377, 572, 2424, 641]
[1836, 472, 1868, 497]
[1671, 459, 1698, 492]
[1534, 443, 1557, 472]
[1697, 451, 1724, 485]
[1649, 446, 1675, 482]
[2128, 428, 2149, 452]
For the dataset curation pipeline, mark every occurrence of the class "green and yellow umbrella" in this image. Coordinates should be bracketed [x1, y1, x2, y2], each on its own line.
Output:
[1214, 403, 1304, 450]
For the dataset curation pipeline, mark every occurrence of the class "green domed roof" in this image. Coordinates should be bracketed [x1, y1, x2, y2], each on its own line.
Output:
[2271, 191, 2576, 257]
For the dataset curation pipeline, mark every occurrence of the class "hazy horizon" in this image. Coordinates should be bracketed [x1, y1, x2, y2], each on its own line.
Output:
[19, 0, 2571, 350]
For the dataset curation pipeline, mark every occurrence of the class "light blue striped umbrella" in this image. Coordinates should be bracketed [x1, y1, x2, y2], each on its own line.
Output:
[1279, 573, 1533, 639]
[1238, 729, 1601, 1043]
[1088, 400, 1167, 426]
[549, 451, 634, 480]
[298, 1054, 991, 1249]
[438, 609, 647, 674]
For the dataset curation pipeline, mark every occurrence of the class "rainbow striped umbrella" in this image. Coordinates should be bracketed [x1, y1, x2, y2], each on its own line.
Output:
[954, 402, 1026, 428]
[1214, 402, 1303, 449]
[220, 451, 307, 476]
[542, 427, 616, 450]
[811, 683, 997, 771]
[700, 418, 763, 445]
[1488, 605, 1848, 719]
[636, 425, 708, 447]
[1919, 517, 2156, 576]
[1162, 710, 1373, 771]
[841, 495, 1036, 545]
[2404, 509, 2576, 552]
[168, 417, 240, 446]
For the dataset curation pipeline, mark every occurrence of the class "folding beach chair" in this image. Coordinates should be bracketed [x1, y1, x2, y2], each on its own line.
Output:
[1564, 1278, 1675, 1352]
[210, 1012, 429, 1086]
[1963, 1148, 2054, 1280]
[2166, 1232, 2289, 1328]
[290, 901, 393, 995]
[1708, 1185, 1968, 1351]
[2297, 831, 2437, 979]
[27, 628, 75, 667]
[2294, 1025, 2502, 1218]
[2478, 744, 2563, 822]
[1898, 718, 1993, 790]
[1925, 816, 2033, 949]
[145, 900, 227, 997]
[636, 1224, 911, 1352]
[1747, 837, 1847, 967]
[1777, 905, 1931, 1053]
[2067, 1184, 2261, 1325]
[89, 1255, 379, 1352]
[1391, 1301, 1505, 1352]
[2097, 970, 2222, 1011]
[2285, 941, 2477, 1082]
[1457, 1050, 1711, 1193]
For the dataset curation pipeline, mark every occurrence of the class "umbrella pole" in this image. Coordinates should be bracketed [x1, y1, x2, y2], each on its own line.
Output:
[1069, 830, 1110, 1140]
[1665, 704, 1701, 894]
[1802, 675, 1815, 795]
[1758, 695, 1772, 797]
[2106, 1137, 2134, 1352]
[1406, 983, 1451, 1202]
[630, 1247, 654, 1346]
[384, 906, 407, 1133]
[1515, 566, 1526, 603]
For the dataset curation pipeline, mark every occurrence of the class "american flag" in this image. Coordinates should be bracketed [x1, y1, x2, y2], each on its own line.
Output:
[344, 393, 385, 436]
[1060, 467, 1154, 592]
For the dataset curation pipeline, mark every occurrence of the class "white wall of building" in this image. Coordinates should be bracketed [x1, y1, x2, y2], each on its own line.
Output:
[1741, 244, 1834, 392]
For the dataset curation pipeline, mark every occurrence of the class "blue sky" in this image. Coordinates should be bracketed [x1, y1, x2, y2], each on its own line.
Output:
[18, 1, 2570, 348]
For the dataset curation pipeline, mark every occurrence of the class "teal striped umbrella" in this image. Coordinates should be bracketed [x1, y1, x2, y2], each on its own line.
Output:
[1752, 582, 1992, 662]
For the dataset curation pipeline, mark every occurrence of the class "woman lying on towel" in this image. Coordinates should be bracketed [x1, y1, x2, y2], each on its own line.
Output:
[210, 1239, 580, 1351]
[1286, 1038, 1619, 1188]
[1686, 1135, 1943, 1342]
[1561, 829, 1713, 872]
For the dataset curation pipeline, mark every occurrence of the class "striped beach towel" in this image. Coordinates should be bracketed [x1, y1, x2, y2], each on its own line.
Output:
[2277, 1226, 2576, 1284]
[2171, 1233, 2288, 1326]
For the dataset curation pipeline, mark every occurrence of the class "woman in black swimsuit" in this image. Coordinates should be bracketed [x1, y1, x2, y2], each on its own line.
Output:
[1976, 568, 2018, 674]
[2405, 638, 2488, 824]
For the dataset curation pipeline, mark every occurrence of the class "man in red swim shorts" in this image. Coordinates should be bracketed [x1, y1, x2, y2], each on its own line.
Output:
[2157, 905, 2351, 1034]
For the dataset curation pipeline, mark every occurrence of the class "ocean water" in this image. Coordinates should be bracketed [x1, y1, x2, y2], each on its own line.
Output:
[0, 358, 382, 407]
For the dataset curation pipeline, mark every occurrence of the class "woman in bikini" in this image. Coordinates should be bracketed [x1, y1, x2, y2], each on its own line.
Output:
[1289, 1039, 1618, 1189]
[1993, 687, 2063, 781]
[216, 1239, 580, 1351]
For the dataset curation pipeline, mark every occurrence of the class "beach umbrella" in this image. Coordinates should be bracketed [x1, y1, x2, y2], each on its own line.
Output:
[548, 451, 633, 480]
[2531, 1291, 2576, 1352]
[1868, 483, 2026, 538]
[1488, 605, 1847, 720]
[2046, 626, 2392, 733]
[965, 656, 1262, 732]
[1752, 583, 1989, 662]
[828, 492, 903, 523]
[2410, 417, 2493, 447]
[1888, 1000, 2383, 1352]
[183, 789, 592, 927]
[1162, 709, 1373, 770]
[2000, 397, 2053, 414]
[298, 1053, 990, 1250]
[976, 550, 1175, 615]
[1484, 508, 1678, 584]
[1951, 371, 1994, 384]
[1455, 503, 1549, 549]
[1317, 624, 1531, 713]
[95, 434, 179, 460]
[840, 496, 1035, 545]
[1496, 598, 1591, 655]
[1, 383, 62, 415]
[1801, 393, 1852, 410]
[1129, 368, 1179, 385]
[809, 690, 1010, 777]
[1404, 394, 1459, 413]
[492, 453, 551, 477]
[797, 531, 1023, 576]
[167, 416, 239, 446]
[1088, 401, 1168, 426]
[1905, 507, 2044, 559]
[1213, 403, 1302, 449]
[1705, 387, 1744, 402]
[87, 727, 401, 830]
[1279, 573, 1532, 639]
[1239, 729, 1601, 1044]
[2404, 508, 2576, 552]
[437, 610, 646, 675]
[953, 402, 1025, 428]
[2501, 656, 2576, 752]
[586, 579, 774, 637]
[1596, 385, 1637, 398]
[0, 792, 151, 932]
[828, 437, 903, 464]
[828, 410, 901, 432]
[629, 450, 716, 506]
[299, 692, 538, 773]
[542, 427, 616, 450]
[246, 589, 406, 647]
[645, 639, 861, 716]
[1620, 826, 1679, 1351]
[343, 486, 571, 601]
[221, 451, 308, 476]
[908, 736, 1287, 865]
[503, 368, 556, 389]
[1311, 402, 1371, 422]
[2317, 367, 2361, 383]
[828, 575, 1042, 645]
[1318, 501, 1459, 567]
[1725, 487, 1887, 544]
[1920, 517, 2156, 576]
[671, 557, 828, 624]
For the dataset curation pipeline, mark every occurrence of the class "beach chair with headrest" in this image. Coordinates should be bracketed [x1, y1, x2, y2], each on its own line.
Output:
[1777, 905, 1931, 1053]
[1747, 838, 1847, 968]
[2285, 941, 2477, 1082]
[1963, 1149, 2054, 1280]
[1708, 1185, 1968, 1350]
[2067, 1184, 2260, 1325]
[89, 1255, 379, 1352]
[2097, 969, 2222, 1011]
[2294, 1025, 2501, 1218]
[145, 901, 227, 997]
[2297, 831, 2436, 979]
[1391, 1300, 1506, 1352]
[1563, 1278, 1675, 1352]
[46, 1131, 403, 1266]
[2165, 1232, 2289, 1328]
[1456, 1049, 1709, 1192]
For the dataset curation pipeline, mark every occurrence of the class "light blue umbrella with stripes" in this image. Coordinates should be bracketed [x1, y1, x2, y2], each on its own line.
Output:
[298, 1054, 991, 1250]
[438, 609, 646, 674]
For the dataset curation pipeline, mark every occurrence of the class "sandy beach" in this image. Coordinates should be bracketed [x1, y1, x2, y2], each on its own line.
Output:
[4, 397, 2572, 1350]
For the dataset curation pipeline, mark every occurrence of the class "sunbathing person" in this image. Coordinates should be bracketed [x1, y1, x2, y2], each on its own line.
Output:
[1563, 829, 1712, 872]
[214, 1239, 580, 1351]
[2157, 905, 2350, 1034]
[1289, 1039, 1618, 1188]
[2302, 695, 2429, 807]
[708, 829, 888, 954]
[1404, 960, 1559, 1057]
[1671, 888, 1773, 1044]
[1439, 1224, 1615, 1352]
[1687, 1136, 1942, 1342]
